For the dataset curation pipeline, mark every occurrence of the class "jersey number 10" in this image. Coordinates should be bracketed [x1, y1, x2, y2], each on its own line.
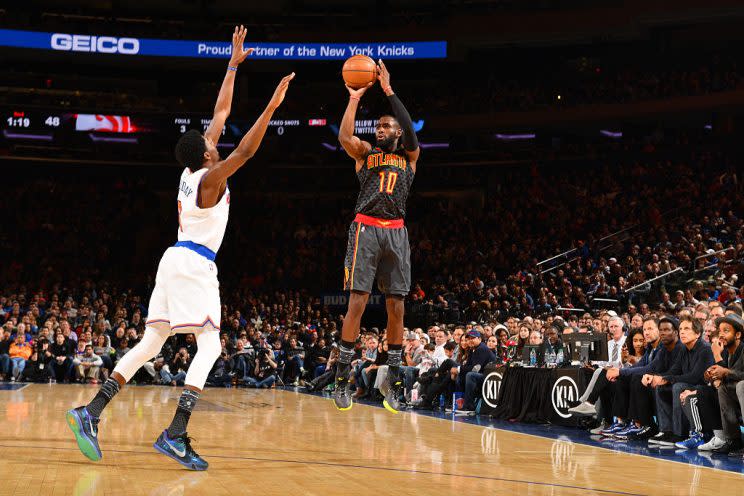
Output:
[378, 171, 398, 194]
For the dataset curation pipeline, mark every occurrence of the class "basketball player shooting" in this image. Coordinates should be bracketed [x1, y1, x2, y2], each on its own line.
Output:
[334, 60, 420, 413]
[65, 26, 294, 470]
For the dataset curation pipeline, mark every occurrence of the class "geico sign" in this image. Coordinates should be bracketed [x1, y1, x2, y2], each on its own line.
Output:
[51, 34, 140, 54]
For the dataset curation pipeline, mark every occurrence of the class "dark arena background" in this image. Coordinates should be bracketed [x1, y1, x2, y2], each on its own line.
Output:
[1, 1, 743, 495]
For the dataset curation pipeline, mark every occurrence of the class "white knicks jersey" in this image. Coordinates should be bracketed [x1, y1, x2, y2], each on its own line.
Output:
[176, 167, 230, 253]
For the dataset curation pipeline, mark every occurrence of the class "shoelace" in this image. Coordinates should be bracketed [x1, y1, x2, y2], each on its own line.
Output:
[176, 433, 200, 457]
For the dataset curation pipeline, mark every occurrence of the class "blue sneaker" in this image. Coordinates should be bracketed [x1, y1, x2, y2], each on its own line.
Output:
[153, 430, 208, 471]
[675, 431, 705, 450]
[65, 406, 102, 461]
[600, 421, 627, 437]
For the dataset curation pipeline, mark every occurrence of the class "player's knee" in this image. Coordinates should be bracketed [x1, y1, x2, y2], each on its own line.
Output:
[196, 332, 222, 361]
[348, 292, 369, 314]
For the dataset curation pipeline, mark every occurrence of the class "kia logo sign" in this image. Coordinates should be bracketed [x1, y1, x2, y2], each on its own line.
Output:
[482, 371, 503, 408]
[51, 33, 140, 54]
[551, 376, 579, 418]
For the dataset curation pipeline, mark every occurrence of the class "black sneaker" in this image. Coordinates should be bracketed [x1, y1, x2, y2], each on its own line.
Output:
[633, 425, 659, 440]
[656, 433, 686, 447]
[333, 364, 352, 411]
[647, 431, 668, 445]
[727, 446, 744, 458]
[712, 439, 743, 455]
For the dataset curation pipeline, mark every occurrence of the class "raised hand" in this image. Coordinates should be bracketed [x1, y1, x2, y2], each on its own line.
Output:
[346, 81, 375, 99]
[229, 25, 254, 66]
[268, 73, 295, 110]
[377, 59, 393, 95]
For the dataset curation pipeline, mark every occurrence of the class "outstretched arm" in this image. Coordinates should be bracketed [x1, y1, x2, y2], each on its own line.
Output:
[338, 83, 374, 171]
[200, 73, 295, 207]
[377, 60, 420, 170]
[204, 25, 254, 145]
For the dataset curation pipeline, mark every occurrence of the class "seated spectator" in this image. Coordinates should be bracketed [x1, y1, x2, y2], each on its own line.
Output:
[357, 339, 388, 400]
[413, 341, 459, 409]
[529, 330, 543, 346]
[623, 327, 646, 366]
[73, 344, 103, 384]
[515, 324, 531, 357]
[50, 332, 74, 383]
[458, 330, 497, 412]
[170, 347, 192, 379]
[206, 351, 233, 387]
[115, 338, 131, 362]
[401, 330, 425, 395]
[697, 314, 744, 454]
[643, 315, 714, 446]
[22, 349, 50, 383]
[0, 329, 11, 380]
[92, 333, 116, 381]
[245, 347, 278, 388]
[306, 336, 330, 379]
[351, 335, 378, 394]
[9, 333, 33, 381]
[542, 324, 568, 367]
[230, 339, 254, 379]
[153, 357, 185, 386]
[306, 345, 339, 392]
[431, 328, 451, 367]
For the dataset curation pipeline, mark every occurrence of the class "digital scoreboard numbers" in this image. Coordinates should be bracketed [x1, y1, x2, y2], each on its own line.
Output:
[3, 111, 62, 130]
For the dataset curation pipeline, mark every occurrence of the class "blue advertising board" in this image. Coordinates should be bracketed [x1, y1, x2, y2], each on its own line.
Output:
[0, 29, 446, 60]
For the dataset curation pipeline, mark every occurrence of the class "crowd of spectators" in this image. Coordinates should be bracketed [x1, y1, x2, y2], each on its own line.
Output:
[1, 140, 742, 464]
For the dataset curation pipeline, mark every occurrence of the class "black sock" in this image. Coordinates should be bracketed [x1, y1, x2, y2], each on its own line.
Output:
[387, 344, 402, 375]
[167, 389, 200, 438]
[86, 378, 120, 418]
[338, 343, 355, 366]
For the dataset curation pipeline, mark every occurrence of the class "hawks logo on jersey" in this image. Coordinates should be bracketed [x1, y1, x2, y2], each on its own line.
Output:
[354, 147, 414, 220]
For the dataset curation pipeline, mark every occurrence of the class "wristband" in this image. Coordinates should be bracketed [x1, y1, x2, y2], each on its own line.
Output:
[227, 66, 238, 72]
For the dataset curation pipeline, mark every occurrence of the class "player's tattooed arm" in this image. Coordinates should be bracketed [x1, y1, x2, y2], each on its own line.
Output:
[339, 83, 373, 171]
[204, 25, 254, 145]
[200, 73, 294, 205]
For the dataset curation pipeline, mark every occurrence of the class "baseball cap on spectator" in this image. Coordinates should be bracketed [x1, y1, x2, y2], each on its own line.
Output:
[403, 330, 418, 340]
[659, 315, 680, 330]
[715, 314, 744, 335]
[466, 329, 482, 338]
[609, 257, 618, 264]
[420, 334, 431, 345]
[606, 310, 619, 317]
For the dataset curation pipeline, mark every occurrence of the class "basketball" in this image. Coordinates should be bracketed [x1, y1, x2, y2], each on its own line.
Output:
[342, 55, 377, 89]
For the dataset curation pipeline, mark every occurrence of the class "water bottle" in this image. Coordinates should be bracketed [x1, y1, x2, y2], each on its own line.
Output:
[557, 349, 564, 366]
[530, 348, 537, 367]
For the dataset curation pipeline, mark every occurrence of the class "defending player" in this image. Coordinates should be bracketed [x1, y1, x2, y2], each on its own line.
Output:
[334, 60, 420, 413]
[65, 26, 294, 470]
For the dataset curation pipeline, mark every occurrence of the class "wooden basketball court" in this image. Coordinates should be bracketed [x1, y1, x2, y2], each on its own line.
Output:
[0, 384, 741, 495]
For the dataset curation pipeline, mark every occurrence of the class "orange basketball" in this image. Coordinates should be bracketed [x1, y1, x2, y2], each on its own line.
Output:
[342, 55, 377, 89]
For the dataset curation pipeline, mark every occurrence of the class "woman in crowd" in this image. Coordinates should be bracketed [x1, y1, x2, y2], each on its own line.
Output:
[515, 324, 531, 357]
[622, 327, 645, 366]
[92, 334, 115, 381]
